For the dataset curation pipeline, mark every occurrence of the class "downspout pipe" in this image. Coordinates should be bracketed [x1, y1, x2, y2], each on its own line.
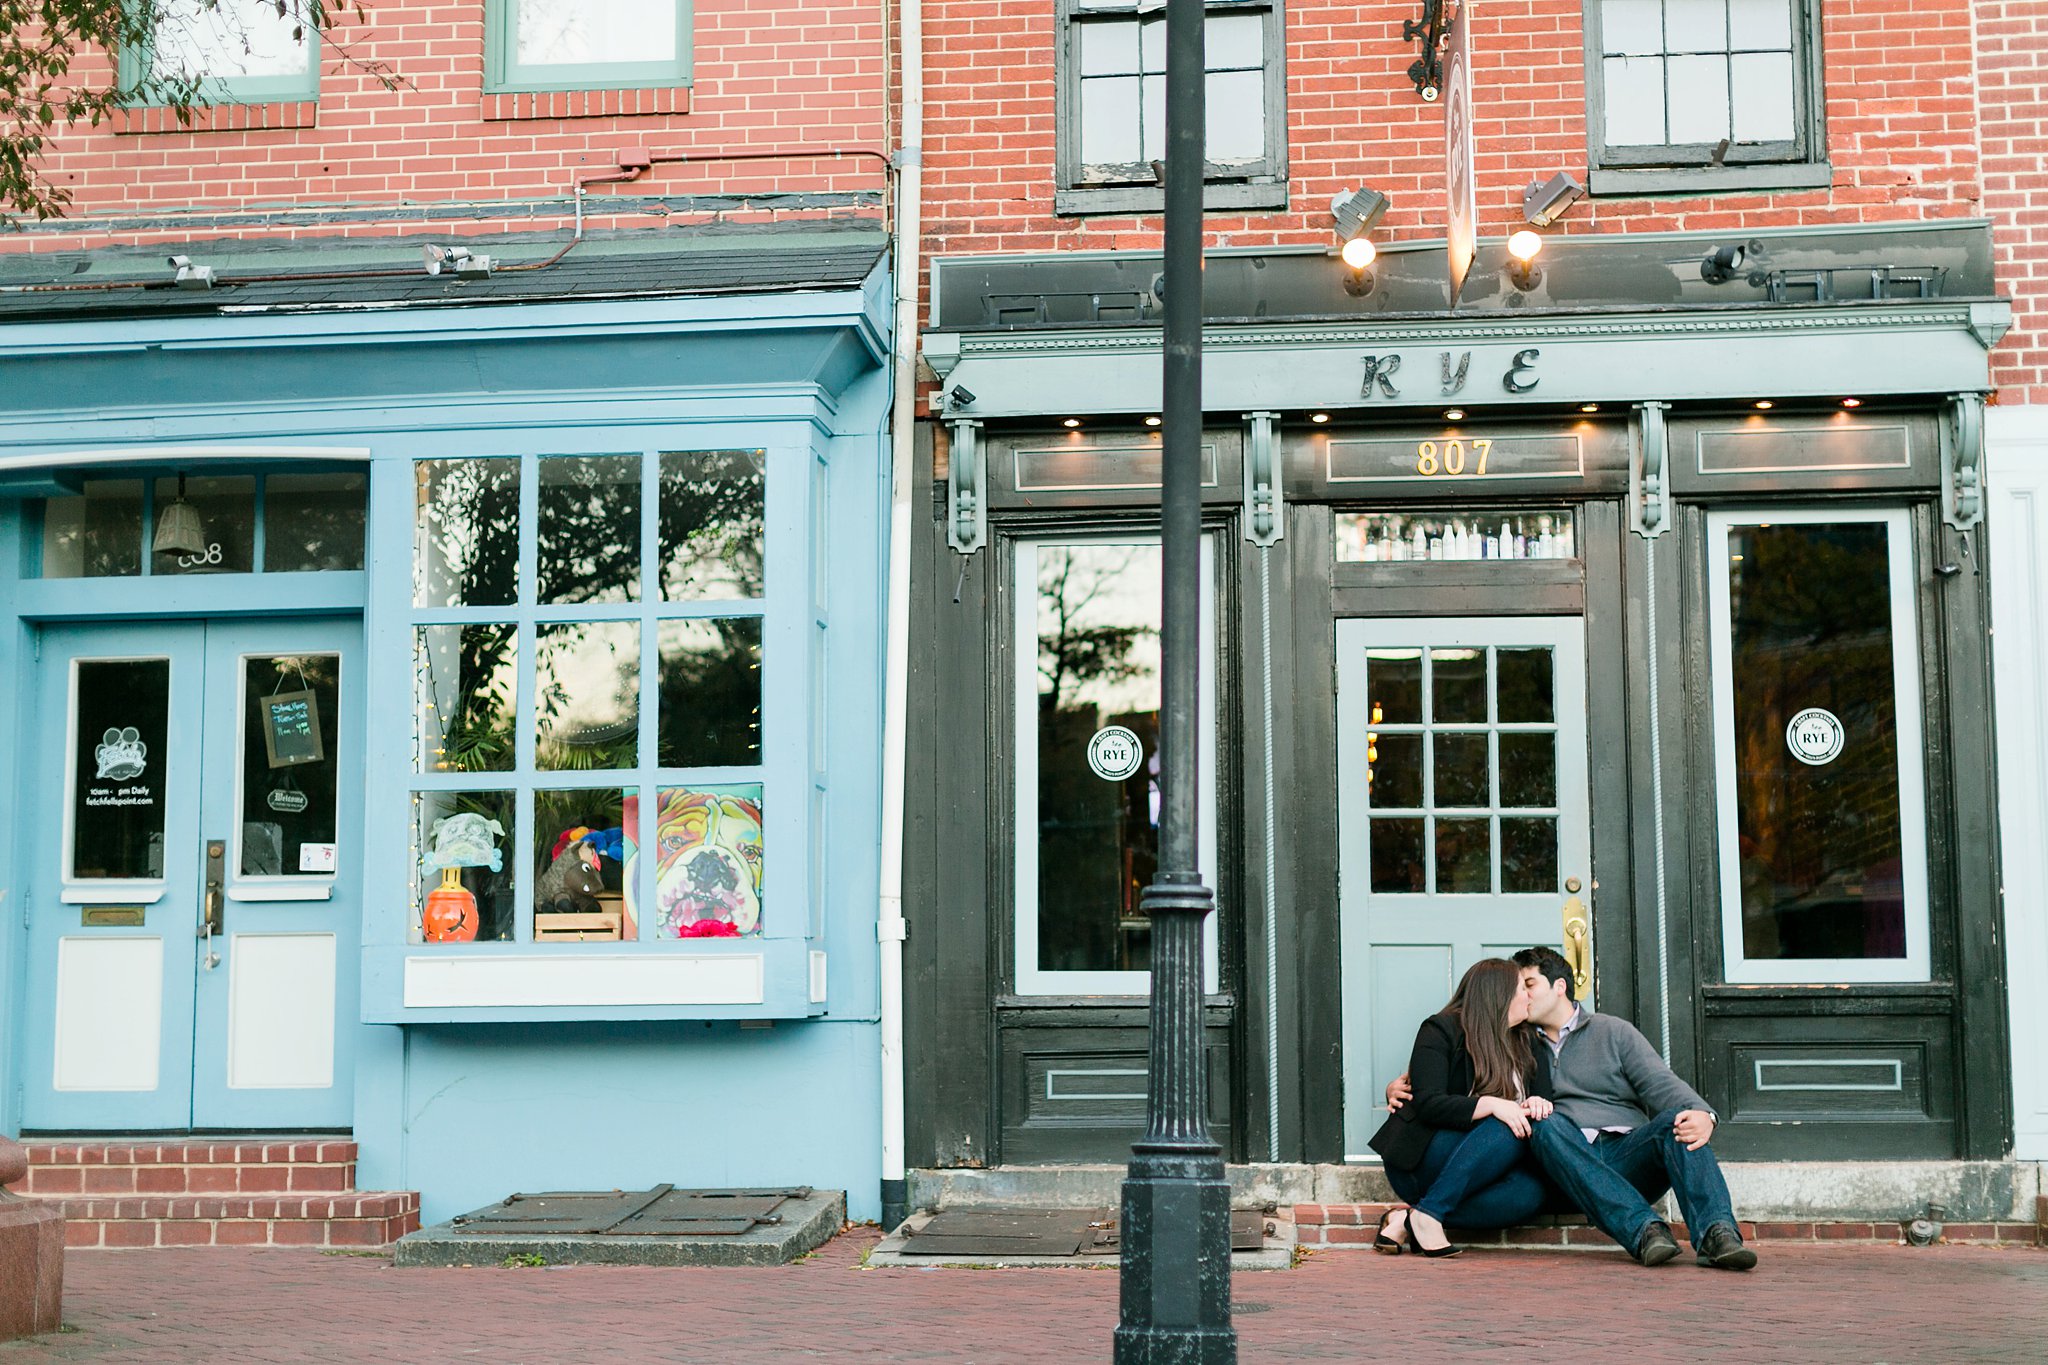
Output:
[877, 0, 923, 1233]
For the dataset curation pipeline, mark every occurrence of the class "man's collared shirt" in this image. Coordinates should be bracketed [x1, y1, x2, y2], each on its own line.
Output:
[1540, 1003, 1633, 1142]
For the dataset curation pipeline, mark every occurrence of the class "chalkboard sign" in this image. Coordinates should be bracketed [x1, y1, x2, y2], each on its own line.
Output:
[262, 689, 325, 768]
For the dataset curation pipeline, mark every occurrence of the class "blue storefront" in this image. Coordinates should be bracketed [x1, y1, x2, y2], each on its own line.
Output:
[0, 228, 893, 1222]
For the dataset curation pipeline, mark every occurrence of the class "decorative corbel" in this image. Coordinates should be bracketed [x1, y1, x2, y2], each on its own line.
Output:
[1242, 411, 1284, 547]
[1942, 393, 1986, 532]
[1630, 401, 1673, 538]
[946, 417, 986, 555]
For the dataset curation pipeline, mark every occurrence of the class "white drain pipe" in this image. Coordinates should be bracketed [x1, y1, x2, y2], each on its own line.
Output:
[877, 0, 923, 1232]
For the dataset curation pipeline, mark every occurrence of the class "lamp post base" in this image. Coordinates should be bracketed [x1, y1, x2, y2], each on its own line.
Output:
[1113, 1147, 1235, 1365]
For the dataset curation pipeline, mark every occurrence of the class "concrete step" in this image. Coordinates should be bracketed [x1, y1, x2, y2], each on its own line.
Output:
[1295, 1202, 2046, 1249]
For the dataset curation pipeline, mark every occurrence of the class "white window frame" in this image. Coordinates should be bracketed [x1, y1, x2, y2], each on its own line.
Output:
[1706, 507, 1930, 984]
[1012, 534, 1219, 996]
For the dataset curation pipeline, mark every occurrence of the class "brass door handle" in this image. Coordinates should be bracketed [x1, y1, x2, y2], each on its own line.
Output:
[201, 839, 226, 969]
[1561, 875, 1590, 996]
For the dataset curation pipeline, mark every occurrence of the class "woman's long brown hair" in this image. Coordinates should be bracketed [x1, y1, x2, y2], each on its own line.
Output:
[1446, 958, 1533, 1101]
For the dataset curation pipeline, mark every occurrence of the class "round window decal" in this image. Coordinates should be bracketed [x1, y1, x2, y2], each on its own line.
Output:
[1087, 725, 1144, 782]
[1785, 708, 1845, 766]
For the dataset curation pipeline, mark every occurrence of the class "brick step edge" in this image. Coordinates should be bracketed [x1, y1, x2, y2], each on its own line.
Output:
[35, 1192, 419, 1223]
[12, 1160, 356, 1197]
[65, 1210, 422, 1250]
[22, 1139, 356, 1167]
[1292, 1204, 2046, 1248]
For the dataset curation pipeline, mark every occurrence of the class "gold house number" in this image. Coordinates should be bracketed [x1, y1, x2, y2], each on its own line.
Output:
[1414, 438, 1493, 477]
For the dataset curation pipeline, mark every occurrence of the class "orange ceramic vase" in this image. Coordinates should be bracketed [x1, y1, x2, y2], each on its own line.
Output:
[423, 866, 479, 942]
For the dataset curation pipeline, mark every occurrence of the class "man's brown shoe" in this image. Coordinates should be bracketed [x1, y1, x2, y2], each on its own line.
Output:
[1695, 1223, 1758, 1270]
[1634, 1221, 1680, 1266]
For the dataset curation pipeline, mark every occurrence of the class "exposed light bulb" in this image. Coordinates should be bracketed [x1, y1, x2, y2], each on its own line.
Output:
[1507, 230, 1543, 263]
[1341, 236, 1376, 270]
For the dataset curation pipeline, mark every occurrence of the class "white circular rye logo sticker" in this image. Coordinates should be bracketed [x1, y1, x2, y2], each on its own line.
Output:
[1785, 708, 1846, 766]
[1087, 725, 1144, 782]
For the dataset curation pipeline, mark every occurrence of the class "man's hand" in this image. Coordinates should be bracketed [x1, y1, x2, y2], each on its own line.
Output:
[1385, 1072, 1413, 1112]
[1673, 1109, 1715, 1151]
[1522, 1095, 1554, 1121]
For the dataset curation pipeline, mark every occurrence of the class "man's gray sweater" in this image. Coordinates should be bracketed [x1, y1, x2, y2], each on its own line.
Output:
[1547, 1006, 1711, 1131]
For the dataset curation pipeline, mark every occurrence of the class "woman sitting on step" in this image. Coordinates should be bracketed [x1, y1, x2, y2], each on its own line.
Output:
[1368, 957, 1556, 1258]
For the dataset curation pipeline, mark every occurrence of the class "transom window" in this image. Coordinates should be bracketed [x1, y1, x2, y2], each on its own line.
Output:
[410, 451, 766, 947]
[122, 0, 319, 105]
[1586, 0, 1824, 186]
[32, 470, 366, 579]
[485, 0, 693, 94]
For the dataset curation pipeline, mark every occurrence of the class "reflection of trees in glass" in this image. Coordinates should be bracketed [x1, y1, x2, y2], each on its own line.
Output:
[660, 451, 766, 600]
[658, 618, 762, 767]
[539, 455, 642, 604]
[1036, 547, 1153, 716]
[415, 458, 520, 607]
[264, 473, 366, 573]
[418, 625, 516, 773]
[535, 623, 639, 771]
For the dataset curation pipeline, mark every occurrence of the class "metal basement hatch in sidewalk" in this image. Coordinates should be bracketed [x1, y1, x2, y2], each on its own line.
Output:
[394, 1186, 848, 1267]
[878, 1206, 1277, 1266]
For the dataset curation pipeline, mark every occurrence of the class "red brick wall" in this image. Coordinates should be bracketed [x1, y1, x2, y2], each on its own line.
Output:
[1977, 0, 2048, 405]
[11, 0, 887, 254]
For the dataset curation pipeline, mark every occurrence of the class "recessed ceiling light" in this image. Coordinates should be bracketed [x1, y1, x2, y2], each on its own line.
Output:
[1580, 403, 1599, 413]
[1444, 408, 1466, 422]
[1310, 412, 1330, 424]
[1063, 417, 1082, 428]
[1144, 415, 1162, 427]
[1841, 397, 1862, 408]
[1754, 400, 1774, 410]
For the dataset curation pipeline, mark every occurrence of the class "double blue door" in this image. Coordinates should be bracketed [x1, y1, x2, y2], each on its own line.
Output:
[21, 617, 361, 1131]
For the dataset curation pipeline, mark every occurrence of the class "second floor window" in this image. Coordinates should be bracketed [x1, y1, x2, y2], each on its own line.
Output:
[486, 0, 694, 93]
[1056, 0, 1287, 215]
[1587, 0, 1825, 187]
[126, 0, 319, 104]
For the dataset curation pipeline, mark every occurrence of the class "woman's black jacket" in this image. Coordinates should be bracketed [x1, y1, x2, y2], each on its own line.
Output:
[1366, 1009, 1554, 1172]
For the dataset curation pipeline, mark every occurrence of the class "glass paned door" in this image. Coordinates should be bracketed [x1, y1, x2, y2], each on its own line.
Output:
[1336, 616, 1590, 1159]
[22, 618, 361, 1130]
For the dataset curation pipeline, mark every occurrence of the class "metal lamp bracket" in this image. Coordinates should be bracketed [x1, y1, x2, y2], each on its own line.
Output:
[1242, 411, 1284, 547]
[1402, 0, 1451, 101]
[946, 417, 986, 555]
[1629, 401, 1673, 539]
[1941, 392, 1986, 532]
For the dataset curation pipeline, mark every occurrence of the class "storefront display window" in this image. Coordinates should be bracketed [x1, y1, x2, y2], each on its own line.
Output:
[409, 450, 767, 946]
[1708, 509, 1930, 983]
[36, 470, 365, 579]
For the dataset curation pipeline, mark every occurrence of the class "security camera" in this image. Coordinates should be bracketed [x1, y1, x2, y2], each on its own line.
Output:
[1701, 239, 1767, 285]
[947, 384, 977, 410]
[1520, 172, 1585, 228]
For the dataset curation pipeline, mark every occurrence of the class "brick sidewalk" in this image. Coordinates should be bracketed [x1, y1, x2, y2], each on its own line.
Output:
[3, 1230, 2045, 1363]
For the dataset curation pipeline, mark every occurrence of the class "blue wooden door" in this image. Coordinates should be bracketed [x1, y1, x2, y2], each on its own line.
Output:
[21, 617, 361, 1131]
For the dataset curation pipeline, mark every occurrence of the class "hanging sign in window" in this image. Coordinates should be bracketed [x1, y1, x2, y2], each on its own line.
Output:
[262, 689, 326, 768]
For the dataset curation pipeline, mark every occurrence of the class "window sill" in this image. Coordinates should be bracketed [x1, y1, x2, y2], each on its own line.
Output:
[1054, 181, 1290, 217]
[482, 88, 691, 121]
[112, 102, 317, 135]
[1587, 162, 1834, 197]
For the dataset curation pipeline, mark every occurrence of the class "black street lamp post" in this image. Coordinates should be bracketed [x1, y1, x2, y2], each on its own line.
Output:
[1113, 0, 1236, 1358]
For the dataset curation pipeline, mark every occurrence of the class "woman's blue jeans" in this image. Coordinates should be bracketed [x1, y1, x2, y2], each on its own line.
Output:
[1386, 1118, 1548, 1229]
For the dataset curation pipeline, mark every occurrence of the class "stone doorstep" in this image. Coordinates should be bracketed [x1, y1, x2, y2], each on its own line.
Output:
[1292, 1204, 2047, 1249]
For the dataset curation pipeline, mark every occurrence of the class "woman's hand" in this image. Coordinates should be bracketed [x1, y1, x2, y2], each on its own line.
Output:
[1476, 1095, 1531, 1138]
[1522, 1096, 1554, 1121]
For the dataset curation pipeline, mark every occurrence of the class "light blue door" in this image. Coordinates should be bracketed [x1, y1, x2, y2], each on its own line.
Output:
[22, 618, 362, 1131]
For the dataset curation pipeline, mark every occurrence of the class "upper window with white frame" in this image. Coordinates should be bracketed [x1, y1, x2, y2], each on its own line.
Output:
[485, 0, 693, 94]
[1706, 509, 1930, 985]
[1585, 0, 1827, 192]
[122, 0, 319, 105]
[1055, 0, 1287, 215]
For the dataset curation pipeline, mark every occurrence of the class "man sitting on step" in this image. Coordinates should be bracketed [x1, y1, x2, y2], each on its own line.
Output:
[1389, 946, 1756, 1271]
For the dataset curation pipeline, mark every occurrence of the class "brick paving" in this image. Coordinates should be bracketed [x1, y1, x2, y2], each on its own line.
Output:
[2, 1229, 2045, 1363]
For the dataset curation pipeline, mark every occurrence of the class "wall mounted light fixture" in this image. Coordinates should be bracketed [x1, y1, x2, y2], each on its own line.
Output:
[167, 255, 215, 290]
[423, 244, 495, 277]
[1332, 187, 1389, 294]
[152, 474, 207, 557]
[1701, 239, 1768, 285]
[1506, 230, 1544, 291]
[1520, 172, 1585, 227]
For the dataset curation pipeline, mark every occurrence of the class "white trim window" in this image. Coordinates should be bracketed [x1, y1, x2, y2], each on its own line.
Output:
[1707, 508, 1930, 983]
[1012, 535, 1218, 996]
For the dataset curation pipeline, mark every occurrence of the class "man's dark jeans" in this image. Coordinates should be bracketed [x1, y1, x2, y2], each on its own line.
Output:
[1387, 1119, 1552, 1229]
[1529, 1107, 1740, 1253]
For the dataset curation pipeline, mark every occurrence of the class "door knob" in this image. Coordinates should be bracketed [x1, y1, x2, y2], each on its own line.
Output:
[1561, 875, 1590, 996]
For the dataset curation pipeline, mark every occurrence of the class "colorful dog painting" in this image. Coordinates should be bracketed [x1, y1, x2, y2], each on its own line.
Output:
[656, 788, 764, 938]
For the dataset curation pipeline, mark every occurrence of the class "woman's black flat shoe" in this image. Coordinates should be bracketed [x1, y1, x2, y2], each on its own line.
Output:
[1372, 1206, 1407, 1254]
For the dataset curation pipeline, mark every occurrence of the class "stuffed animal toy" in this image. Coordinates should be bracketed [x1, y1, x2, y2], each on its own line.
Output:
[534, 840, 605, 914]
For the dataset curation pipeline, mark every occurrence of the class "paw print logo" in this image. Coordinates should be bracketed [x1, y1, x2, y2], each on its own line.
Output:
[95, 727, 147, 782]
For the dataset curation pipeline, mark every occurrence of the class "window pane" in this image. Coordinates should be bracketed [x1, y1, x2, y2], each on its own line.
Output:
[1368, 650, 1424, 724]
[515, 0, 678, 66]
[1499, 733, 1557, 808]
[1141, 73, 1166, 162]
[1371, 818, 1426, 892]
[1502, 817, 1560, 894]
[538, 454, 642, 605]
[534, 622, 640, 771]
[1431, 649, 1486, 722]
[1601, 0, 1664, 53]
[1730, 51, 1796, 142]
[655, 785, 764, 938]
[1080, 18, 1140, 76]
[1205, 69, 1265, 162]
[659, 451, 765, 601]
[1665, 0, 1730, 52]
[1082, 75, 1143, 166]
[1603, 56, 1667, 145]
[1496, 649, 1554, 723]
[151, 0, 311, 81]
[1435, 818, 1492, 893]
[657, 618, 763, 768]
[416, 790, 514, 942]
[239, 653, 341, 878]
[263, 472, 366, 573]
[153, 475, 255, 576]
[41, 479, 143, 579]
[1666, 54, 1732, 144]
[1433, 733, 1490, 807]
[1727, 523, 1908, 961]
[1728, 0, 1793, 48]
[414, 458, 520, 608]
[1335, 511, 1576, 562]
[1204, 14, 1263, 70]
[70, 659, 170, 880]
[415, 625, 517, 773]
[1369, 733, 1423, 809]
[1139, 14, 1166, 71]
[534, 787, 638, 941]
